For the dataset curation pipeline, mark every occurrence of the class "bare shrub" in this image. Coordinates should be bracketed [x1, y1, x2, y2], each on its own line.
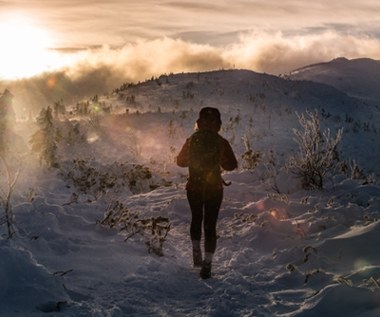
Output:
[0, 156, 20, 238]
[100, 200, 170, 256]
[59, 159, 159, 199]
[288, 110, 343, 189]
[241, 134, 262, 170]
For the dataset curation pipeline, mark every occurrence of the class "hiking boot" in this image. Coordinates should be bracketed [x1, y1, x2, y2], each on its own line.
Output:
[193, 249, 202, 267]
[200, 261, 212, 279]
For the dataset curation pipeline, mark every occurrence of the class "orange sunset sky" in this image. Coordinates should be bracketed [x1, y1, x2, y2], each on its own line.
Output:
[1, 0, 380, 80]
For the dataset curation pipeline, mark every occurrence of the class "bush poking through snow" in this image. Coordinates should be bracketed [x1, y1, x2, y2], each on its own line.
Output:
[241, 134, 262, 170]
[100, 200, 171, 256]
[345, 159, 377, 185]
[288, 110, 343, 189]
[59, 159, 162, 199]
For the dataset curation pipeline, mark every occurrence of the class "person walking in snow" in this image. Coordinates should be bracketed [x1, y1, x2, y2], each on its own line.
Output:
[177, 107, 237, 279]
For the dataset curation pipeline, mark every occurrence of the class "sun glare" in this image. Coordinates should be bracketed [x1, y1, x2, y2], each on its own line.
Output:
[0, 16, 63, 79]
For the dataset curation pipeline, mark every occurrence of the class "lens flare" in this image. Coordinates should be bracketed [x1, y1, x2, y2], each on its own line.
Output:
[354, 259, 371, 271]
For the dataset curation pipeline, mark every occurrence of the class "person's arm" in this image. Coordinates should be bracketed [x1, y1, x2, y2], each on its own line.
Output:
[176, 138, 190, 167]
[220, 138, 238, 171]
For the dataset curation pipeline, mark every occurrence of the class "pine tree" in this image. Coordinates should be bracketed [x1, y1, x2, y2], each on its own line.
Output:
[30, 106, 60, 168]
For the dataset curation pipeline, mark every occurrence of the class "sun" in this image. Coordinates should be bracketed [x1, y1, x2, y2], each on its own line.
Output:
[0, 15, 61, 79]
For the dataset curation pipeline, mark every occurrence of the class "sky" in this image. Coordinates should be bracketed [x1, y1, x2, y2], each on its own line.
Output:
[1, 0, 380, 81]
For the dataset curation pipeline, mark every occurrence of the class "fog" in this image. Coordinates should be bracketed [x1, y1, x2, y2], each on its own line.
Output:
[4, 30, 380, 116]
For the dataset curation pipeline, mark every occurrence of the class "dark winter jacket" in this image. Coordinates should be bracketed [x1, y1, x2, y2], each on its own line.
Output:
[177, 129, 237, 190]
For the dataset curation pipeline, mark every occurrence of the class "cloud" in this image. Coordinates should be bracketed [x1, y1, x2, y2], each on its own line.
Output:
[224, 30, 380, 73]
[5, 30, 380, 116]
[64, 38, 231, 82]
[65, 30, 380, 79]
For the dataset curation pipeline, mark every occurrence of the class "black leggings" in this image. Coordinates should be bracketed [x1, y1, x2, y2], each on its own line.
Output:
[187, 188, 223, 253]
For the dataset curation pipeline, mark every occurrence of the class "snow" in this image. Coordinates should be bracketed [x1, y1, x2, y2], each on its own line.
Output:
[289, 57, 380, 104]
[1, 66, 380, 316]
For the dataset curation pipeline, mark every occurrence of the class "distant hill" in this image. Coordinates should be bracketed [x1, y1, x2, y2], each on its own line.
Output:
[6, 67, 380, 174]
[110, 69, 380, 175]
[289, 57, 380, 104]
[115, 69, 368, 118]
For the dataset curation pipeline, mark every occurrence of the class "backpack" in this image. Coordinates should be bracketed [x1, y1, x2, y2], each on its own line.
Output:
[188, 130, 222, 188]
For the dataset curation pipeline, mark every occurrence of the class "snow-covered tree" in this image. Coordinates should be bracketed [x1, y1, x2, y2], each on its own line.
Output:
[288, 110, 343, 189]
[29, 106, 60, 168]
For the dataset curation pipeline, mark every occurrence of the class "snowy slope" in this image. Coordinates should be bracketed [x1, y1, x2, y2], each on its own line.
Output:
[289, 57, 380, 104]
[113, 69, 380, 176]
[1, 68, 380, 317]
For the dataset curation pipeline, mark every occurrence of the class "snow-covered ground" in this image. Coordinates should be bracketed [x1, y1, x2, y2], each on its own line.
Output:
[1, 67, 380, 316]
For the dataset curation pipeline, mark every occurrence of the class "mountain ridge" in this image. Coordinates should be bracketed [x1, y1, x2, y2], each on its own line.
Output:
[289, 57, 380, 103]
[103, 67, 380, 176]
